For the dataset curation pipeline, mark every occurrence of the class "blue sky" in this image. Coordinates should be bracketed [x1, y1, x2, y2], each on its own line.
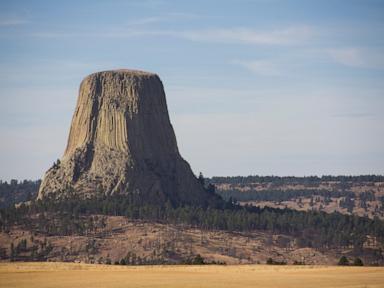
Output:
[0, 0, 383, 180]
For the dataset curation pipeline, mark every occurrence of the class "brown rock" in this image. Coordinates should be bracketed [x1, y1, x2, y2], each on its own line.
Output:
[38, 69, 216, 206]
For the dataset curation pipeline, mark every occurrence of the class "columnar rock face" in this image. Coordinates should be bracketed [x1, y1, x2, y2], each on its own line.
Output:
[38, 70, 214, 206]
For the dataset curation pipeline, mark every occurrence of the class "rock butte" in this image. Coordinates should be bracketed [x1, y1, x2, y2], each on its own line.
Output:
[38, 69, 217, 206]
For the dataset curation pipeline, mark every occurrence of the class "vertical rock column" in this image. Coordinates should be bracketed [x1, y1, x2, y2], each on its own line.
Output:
[38, 69, 217, 207]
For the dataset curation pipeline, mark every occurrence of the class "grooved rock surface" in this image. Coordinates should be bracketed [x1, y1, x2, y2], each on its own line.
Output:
[38, 70, 214, 205]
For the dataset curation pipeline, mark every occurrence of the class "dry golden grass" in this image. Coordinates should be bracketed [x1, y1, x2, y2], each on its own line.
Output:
[1, 262, 384, 288]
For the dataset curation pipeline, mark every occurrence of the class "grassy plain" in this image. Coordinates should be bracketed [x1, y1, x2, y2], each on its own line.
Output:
[0, 262, 384, 288]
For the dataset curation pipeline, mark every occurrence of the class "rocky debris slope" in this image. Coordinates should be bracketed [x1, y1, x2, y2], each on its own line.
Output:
[38, 69, 216, 206]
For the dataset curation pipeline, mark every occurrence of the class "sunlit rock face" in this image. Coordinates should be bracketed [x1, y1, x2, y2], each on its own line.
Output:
[38, 69, 214, 206]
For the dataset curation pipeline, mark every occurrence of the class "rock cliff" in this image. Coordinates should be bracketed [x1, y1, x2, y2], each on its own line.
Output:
[38, 69, 216, 206]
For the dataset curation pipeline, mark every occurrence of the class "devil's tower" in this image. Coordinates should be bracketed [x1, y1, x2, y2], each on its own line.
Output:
[38, 70, 215, 206]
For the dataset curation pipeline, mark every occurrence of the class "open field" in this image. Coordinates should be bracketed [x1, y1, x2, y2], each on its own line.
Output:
[0, 262, 383, 288]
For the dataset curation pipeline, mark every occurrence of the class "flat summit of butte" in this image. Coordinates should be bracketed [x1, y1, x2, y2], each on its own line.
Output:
[38, 69, 218, 206]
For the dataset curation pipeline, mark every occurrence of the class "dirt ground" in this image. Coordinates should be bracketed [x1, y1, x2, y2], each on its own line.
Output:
[0, 217, 342, 265]
[0, 262, 383, 288]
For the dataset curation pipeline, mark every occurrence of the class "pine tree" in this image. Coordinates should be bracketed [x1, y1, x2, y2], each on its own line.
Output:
[353, 258, 363, 266]
[338, 256, 349, 266]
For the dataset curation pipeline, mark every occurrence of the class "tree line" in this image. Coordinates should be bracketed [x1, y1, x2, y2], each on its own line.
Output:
[1, 194, 383, 251]
[217, 189, 358, 202]
[209, 175, 384, 185]
[0, 180, 40, 208]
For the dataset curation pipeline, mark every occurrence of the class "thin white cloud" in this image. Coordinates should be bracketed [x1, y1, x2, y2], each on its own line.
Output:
[232, 59, 281, 76]
[327, 48, 364, 67]
[0, 16, 28, 26]
[127, 13, 200, 26]
[31, 25, 313, 46]
[327, 48, 384, 69]
[128, 17, 164, 26]
[178, 26, 312, 45]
